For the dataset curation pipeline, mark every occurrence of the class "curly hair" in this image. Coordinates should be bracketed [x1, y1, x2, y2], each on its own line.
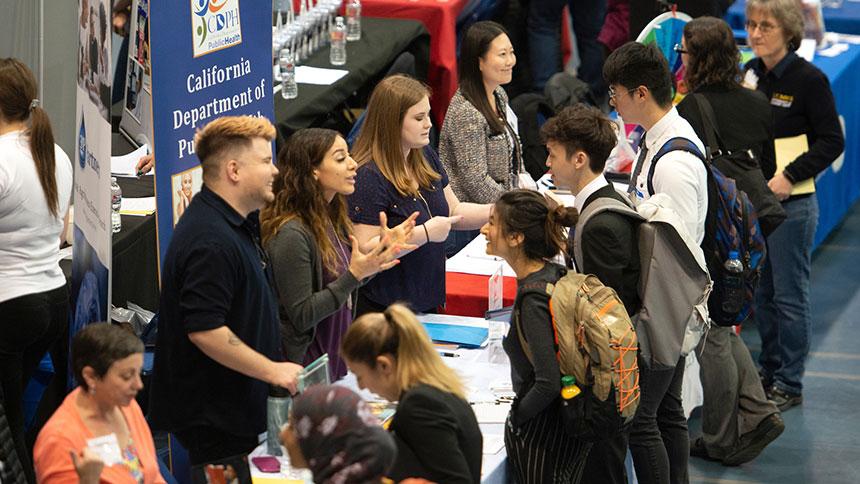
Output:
[260, 128, 352, 275]
[494, 189, 579, 261]
[683, 17, 741, 92]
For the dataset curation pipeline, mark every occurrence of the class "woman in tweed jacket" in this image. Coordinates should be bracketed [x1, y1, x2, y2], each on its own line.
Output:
[440, 21, 520, 254]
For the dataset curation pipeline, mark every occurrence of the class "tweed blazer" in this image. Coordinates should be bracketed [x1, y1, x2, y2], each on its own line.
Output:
[439, 87, 517, 204]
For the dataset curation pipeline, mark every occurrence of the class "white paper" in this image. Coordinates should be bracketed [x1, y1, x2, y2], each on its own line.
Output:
[295, 65, 348, 85]
[798, 38, 817, 62]
[818, 42, 850, 57]
[111, 144, 149, 177]
[446, 235, 516, 277]
[86, 433, 123, 466]
[120, 197, 156, 216]
[471, 402, 511, 424]
[482, 434, 505, 454]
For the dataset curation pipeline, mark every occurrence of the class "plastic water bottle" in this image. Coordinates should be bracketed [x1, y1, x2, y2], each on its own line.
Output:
[345, 0, 361, 41]
[110, 177, 122, 233]
[279, 48, 298, 99]
[722, 250, 745, 315]
[560, 375, 582, 400]
[266, 385, 291, 456]
[329, 17, 346, 66]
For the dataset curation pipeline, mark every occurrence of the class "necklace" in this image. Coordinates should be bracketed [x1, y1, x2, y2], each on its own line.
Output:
[333, 232, 353, 310]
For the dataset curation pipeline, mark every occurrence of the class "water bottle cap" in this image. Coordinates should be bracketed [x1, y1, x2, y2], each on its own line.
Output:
[561, 375, 576, 386]
[269, 384, 291, 397]
[111, 176, 117, 183]
[728, 250, 739, 260]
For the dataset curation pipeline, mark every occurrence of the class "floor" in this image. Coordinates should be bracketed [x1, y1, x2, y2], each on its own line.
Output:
[688, 200, 860, 484]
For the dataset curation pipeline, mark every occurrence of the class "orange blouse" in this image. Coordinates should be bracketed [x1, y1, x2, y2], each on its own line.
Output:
[34, 387, 167, 484]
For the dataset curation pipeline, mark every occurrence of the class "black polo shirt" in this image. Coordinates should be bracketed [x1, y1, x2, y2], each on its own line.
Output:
[744, 52, 844, 183]
[149, 184, 280, 438]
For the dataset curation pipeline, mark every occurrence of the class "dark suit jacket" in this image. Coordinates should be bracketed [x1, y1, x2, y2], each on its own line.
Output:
[575, 183, 642, 316]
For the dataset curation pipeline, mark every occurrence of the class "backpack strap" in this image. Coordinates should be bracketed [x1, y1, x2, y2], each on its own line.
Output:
[645, 137, 707, 196]
[572, 196, 643, 272]
[513, 281, 556, 367]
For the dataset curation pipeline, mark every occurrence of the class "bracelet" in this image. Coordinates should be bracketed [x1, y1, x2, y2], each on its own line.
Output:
[423, 224, 430, 244]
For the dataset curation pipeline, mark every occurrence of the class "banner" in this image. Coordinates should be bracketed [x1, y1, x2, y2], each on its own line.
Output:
[149, 0, 276, 267]
[119, 0, 154, 148]
[72, 0, 113, 364]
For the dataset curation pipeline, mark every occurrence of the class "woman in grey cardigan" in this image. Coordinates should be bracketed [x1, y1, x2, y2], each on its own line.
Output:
[260, 128, 416, 381]
[440, 21, 521, 255]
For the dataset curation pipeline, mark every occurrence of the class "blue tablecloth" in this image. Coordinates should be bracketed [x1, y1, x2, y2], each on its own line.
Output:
[807, 43, 860, 247]
[727, 0, 860, 35]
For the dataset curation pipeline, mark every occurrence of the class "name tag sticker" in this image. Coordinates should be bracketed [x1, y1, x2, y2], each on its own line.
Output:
[771, 93, 793, 108]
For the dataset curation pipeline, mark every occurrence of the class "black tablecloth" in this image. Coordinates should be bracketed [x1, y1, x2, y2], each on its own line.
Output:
[273, 17, 430, 140]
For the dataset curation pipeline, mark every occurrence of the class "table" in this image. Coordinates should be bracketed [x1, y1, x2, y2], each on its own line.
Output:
[727, 0, 860, 35]
[445, 272, 517, 317]
[273, 17, 430, 140]
[362, 0, 470, 126]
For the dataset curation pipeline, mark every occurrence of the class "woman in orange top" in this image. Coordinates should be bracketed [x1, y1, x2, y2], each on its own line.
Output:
[34, 323, 166, 484]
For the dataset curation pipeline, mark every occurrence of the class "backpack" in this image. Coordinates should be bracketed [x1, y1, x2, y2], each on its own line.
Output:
[685, 93, 786, 236]
[647, 137, 767, 327]
[509, 93, 555, 180]
[514, 271, 640, 442]
[573, 193, 712, 369]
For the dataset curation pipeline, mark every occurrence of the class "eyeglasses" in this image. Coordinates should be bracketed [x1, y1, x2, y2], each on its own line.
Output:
[608, 86, 638, 101]
[745, 20, 778, 34]
[673, 43, 688, 55]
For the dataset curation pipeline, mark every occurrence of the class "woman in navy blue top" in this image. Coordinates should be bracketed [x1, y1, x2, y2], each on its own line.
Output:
[348, 75, 492, 314]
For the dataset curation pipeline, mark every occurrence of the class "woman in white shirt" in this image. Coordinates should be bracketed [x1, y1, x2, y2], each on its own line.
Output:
[0, 57, 73, 484]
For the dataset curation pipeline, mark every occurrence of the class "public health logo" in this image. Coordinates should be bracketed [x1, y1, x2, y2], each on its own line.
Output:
[78, 112, 87, 170]
[191, 0, 242, 58]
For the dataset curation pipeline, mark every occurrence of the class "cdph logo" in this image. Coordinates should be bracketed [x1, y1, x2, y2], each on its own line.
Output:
[191, 0, 242, 58]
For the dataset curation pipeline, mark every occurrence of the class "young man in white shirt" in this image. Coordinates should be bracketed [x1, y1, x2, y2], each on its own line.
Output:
[602, 41, 708, 484]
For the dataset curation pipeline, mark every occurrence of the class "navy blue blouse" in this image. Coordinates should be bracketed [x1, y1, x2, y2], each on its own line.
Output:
[347, 148, 450, 312]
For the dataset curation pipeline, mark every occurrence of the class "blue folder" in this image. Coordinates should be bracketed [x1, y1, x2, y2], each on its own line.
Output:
[422, 322, 488, 349]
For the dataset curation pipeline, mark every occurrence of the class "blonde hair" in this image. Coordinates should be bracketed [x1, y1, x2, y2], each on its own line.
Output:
[351, 75, 441, 197]
[746, 0, 804, 51]
[194, 115, 276, 182]
[341, 304, 466, 399]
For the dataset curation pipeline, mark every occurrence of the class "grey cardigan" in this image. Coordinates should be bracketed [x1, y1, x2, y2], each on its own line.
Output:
[439, 87, 516, 204]
[266, 219, 361, 363]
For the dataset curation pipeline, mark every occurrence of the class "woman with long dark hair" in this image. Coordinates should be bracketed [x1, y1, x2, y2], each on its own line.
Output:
[439, 20, 521, 255]
[260, 128, 415, 381]
[481, 189, 591, 483]
[675, 17, 785, 465]
[0, 58, 73, 483]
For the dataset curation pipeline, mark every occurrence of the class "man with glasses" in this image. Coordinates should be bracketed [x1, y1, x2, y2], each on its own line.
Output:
[149, 116, 303, 466]
[603, 41, 709, 484]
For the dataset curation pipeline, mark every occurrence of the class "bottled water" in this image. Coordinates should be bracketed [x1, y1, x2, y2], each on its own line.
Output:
[279, 48, 298, 99]
[330, 17, 347, 66]
[266, 385, 291, 456]
[722, 250, 745, 315]
[110, 177, 122, 233]
[346, 0, 362, 41]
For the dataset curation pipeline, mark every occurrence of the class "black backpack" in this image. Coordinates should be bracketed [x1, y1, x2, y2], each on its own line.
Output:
[510, 93, 555, 180]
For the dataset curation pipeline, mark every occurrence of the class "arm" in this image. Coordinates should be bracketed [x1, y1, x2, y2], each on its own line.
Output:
[188, 326, 301, 393]
[652, 154, 707, 244]
[441, 108, 507, 204]
[514, 292, 563, 423]
[268, 223, 359, 334]
[391, 392, 474, 484]
[443, 186, 491, 230]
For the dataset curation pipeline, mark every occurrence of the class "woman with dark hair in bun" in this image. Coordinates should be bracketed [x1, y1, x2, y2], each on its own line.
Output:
[480, 189, 590, 483]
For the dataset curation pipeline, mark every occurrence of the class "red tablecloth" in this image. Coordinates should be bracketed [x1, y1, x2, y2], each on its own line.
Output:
[444, 272, 517, 318]
[362, 0, 469, 125]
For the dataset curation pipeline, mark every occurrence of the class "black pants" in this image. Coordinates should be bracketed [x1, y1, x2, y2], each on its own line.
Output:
[174, 426, 259, 466]
[629, 357, 689, 484]
[580, 430, 629, 484]
[0, 285, 70, 484]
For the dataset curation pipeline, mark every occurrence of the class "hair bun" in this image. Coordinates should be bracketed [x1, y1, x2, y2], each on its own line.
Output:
[550, 205, 579, 228]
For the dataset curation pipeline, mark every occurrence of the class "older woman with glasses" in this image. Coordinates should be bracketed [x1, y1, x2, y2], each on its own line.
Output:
[743, 0, 844, 413]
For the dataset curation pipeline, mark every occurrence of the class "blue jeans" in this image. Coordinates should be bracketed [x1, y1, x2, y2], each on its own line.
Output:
[527, 0, 607, 91]
[754, 195, 818, 395]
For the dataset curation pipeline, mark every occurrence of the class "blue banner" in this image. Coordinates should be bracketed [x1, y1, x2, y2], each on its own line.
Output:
[149, 0, 275, 267]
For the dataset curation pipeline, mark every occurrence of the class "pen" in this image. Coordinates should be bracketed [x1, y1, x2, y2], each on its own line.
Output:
[439, 351, 460, 358]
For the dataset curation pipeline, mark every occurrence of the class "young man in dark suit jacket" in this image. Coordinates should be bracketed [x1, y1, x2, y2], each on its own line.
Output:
[542, 104, 641, 484]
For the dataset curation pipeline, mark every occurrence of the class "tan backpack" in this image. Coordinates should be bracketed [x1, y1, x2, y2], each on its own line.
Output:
[515, 273, 640, 422]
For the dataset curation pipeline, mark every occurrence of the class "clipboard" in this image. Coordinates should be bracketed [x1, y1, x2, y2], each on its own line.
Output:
[775, 134, 815, 195]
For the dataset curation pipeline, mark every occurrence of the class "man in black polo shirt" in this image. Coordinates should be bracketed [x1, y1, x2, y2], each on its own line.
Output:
[149, 116, 302, 465]
[543, 104, 641, 484]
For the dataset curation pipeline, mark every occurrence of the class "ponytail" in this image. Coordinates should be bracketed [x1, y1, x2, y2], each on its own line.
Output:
[495, 189, 579, 261]
[29, 105, 59, 218]
[0, 58, 59, 218]
[342, 304, 466, 400]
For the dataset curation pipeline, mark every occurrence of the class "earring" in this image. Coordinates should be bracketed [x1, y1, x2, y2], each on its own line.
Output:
[89, 386, 96, 395]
